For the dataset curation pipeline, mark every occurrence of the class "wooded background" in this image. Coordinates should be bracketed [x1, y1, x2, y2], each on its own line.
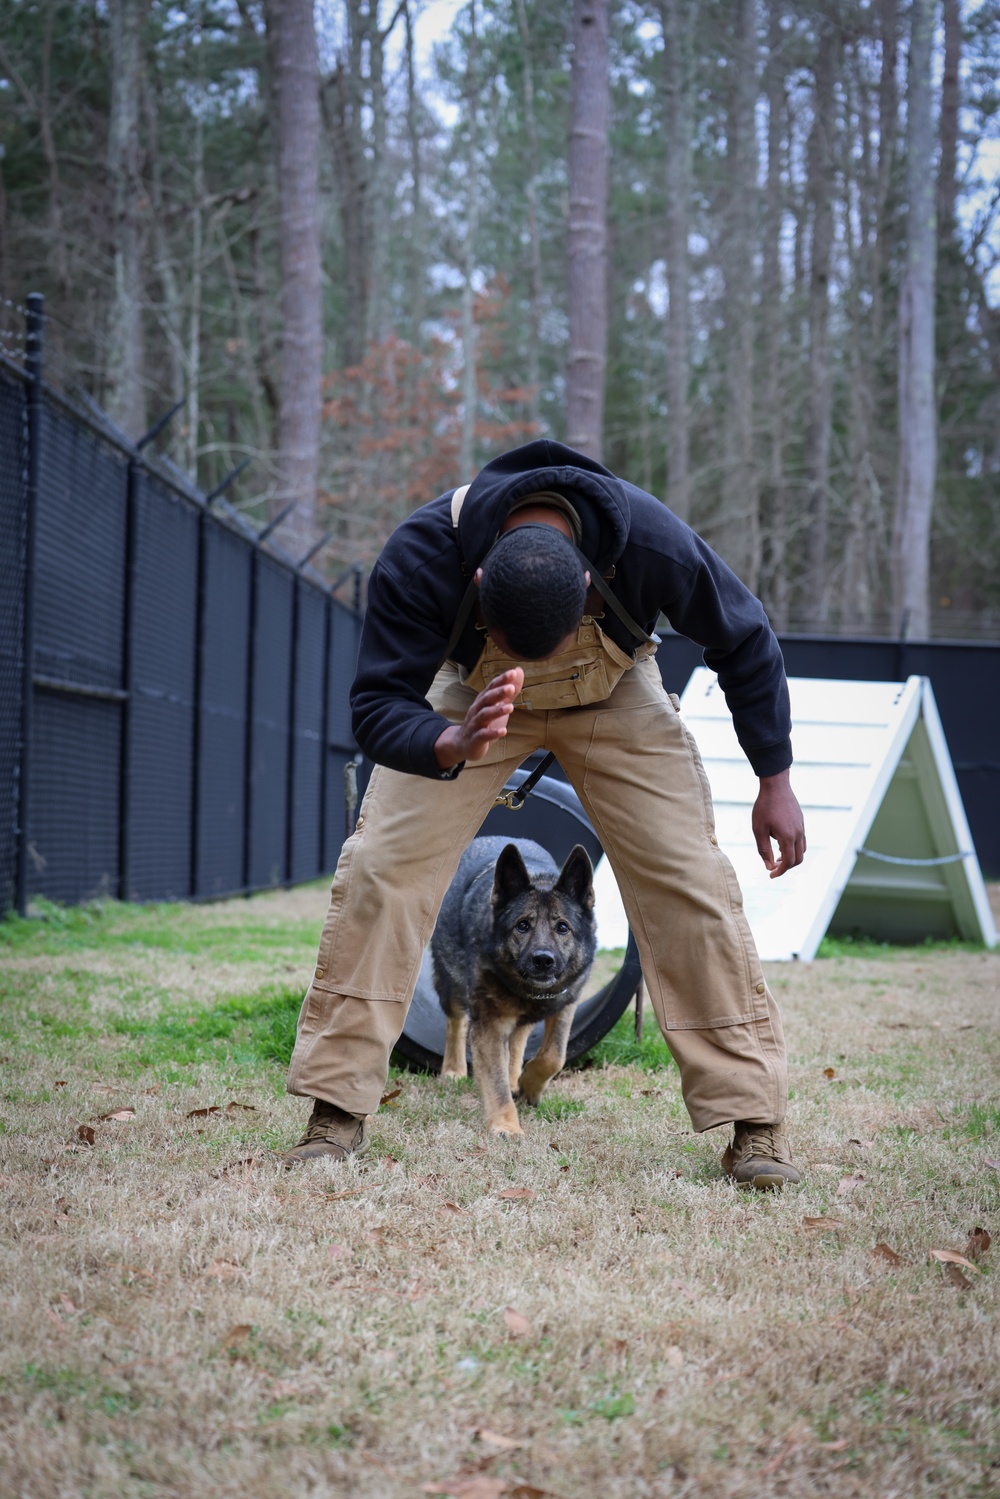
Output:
[1, 0, 998, 638]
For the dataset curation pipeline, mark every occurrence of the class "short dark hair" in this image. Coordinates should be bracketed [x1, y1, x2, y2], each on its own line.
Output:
[479, 525, 587, 659]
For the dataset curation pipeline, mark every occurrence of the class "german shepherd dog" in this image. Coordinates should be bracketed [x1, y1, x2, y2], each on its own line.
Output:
[431, 836, 597, 1137]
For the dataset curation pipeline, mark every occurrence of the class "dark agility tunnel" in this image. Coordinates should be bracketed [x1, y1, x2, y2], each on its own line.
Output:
[393, 760, 644, 1074]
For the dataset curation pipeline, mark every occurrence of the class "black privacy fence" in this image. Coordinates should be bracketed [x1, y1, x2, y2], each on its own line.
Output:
[0, 298, 363, 916]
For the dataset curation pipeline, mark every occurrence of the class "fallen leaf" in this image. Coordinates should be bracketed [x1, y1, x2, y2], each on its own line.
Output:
[984, 1158, 1000, 1171]
[54, 1080, 67, 1089]
[327, 1243, 351, 1260]
[548, 1141, 561, 1151]
[120, 1264, 155, 1280]
[98, 1108, 135, 1122]
[604, 1337, 628, 1356]
[186, 1107, 221, 1120]
[44, 1308, 65, 1329]
[802, 1216, 846, 1233]
[760, 1423, 810, 1476]
[270, 1379, 299, 1399]
[837, 1173, 866, 1196]
[221, 1323, 252, 1351]
[215, 1155, 263, 1176]
[202, 1259, 245, 1280]
[323, 1186, 368, 1201]
[929, 1249, 981, 1274]
[76, 1125, 96, 1146]
[665, 1344, 684, 1368]
[498, 1187, 536, 1202]
[225, 1101, 257, 1113]
[441, 1201, 462, 1214]
[380, 1154, 399, 1167]
[58, 1294, 78, 1315]
[966, 1227, 992, 1261]
[871, 1242, 904, 1266]
[366, 1227, 388, 1245]
[380, 1087, 402, 1107]
[145, 1084, 161, 1096]
[420, 1479, 507, 1499]
[670, 1279, 697, 1304]
[818, 1438, 851, 1451]
[503, 1306, 533, 1337]
[847, 1137, 874, 1148]
[559, 1164, 570, 1173]
[475, 1427, 523, 1451]
[943, 1263, 973, 1291]
[509, 1488, 555, 1499]
[823, 1067, 836, 1080]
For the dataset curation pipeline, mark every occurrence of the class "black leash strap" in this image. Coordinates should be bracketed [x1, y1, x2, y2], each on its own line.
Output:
[494, 753, 556, 810]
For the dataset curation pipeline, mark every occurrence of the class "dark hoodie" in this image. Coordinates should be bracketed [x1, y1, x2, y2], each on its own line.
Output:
[350, 440, 792, 780]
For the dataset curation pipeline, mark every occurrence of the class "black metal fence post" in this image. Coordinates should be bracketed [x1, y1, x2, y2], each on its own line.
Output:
[241, 541, 259, 893]
[118, 455, 140, 902]
[15, 292, 44, 916]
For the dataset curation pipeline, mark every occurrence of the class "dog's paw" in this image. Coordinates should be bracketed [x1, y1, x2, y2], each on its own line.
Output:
[487, 1116, 524, 1138]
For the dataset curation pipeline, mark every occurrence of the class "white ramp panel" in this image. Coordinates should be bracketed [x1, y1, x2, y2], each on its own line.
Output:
[677, 669, 996, 960]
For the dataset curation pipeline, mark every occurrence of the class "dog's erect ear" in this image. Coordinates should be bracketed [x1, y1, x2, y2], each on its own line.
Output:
[555, 844, 594, 909]
[492, 843, 533, 907]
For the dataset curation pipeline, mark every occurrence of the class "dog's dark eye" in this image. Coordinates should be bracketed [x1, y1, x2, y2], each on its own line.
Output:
[555, 920, 571, 935]
[515, 918, 532, 933]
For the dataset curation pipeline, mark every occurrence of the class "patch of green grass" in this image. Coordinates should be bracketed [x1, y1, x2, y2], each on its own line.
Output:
[111, 985, 304, 1071]
[817, 931, 988, 958]
[534, 1095, 585, 1121]
[950, 1102, 1000, 1141]
[0, 894, 322, 961]
[580, 1008, 676, 1074]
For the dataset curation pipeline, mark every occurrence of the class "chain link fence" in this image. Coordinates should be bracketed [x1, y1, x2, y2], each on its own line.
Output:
[0, 297, 364, 917]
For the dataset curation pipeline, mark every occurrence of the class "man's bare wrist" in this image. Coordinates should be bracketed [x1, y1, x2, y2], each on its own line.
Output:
[434, 725, 465, 770]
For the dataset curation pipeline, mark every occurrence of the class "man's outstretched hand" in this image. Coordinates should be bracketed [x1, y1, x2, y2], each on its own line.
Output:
[752, 769, 806, 879]
[434, 667, 525, 771]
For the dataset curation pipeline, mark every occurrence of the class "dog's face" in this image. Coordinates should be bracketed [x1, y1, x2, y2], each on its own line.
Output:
[489, 843, 596, 997]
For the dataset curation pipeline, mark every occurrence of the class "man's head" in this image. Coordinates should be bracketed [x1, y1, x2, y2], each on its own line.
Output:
[477, 524, 587, 660]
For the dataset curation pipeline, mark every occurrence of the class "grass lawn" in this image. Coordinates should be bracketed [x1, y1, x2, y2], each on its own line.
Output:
[0, 882, 998, 1498]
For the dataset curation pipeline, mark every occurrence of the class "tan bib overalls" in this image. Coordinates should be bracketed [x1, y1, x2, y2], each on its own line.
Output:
[287, 516, 787, 1132]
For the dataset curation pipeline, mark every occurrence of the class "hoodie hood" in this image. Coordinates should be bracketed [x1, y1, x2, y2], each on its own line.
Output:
[457, 440, 632, 574]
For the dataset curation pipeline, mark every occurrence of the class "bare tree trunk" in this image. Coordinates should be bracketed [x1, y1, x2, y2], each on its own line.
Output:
[801, 16, 839, 627]
[660, 0, 690, 520]
[566, 0, 609, 460]
[759, 0, 788, 625]
[106, 0, 147, 439]
[142, 69, 185, 419]
[459, 0, 479, 480]
[271, 0, 322, 551]
[892, 0, 937, 639]
[403, 1, 425, 349]
[515, 0, 543, 434]
[937, 0, 960, 243]
[718, 0, 758, 587]
[185, 33, 204, 480]
[328, 0, 371, 369]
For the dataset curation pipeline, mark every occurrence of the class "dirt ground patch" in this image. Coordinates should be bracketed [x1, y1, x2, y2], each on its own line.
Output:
[1, 886, 998, 1498]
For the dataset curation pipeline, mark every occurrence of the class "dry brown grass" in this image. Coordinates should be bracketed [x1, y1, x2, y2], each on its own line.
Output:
[1, 884, 998, 1499]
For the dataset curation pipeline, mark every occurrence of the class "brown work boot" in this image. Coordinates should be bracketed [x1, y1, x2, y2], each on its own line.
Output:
[722, 1121, 802, 1191]
[280, 1100, 370, 1166]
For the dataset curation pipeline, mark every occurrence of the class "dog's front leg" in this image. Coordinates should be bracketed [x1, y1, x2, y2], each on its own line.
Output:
[517, 1004, 576, 1105]
[507, 1024, 531, 1095]
[470, 1012, 523, 1137]
[441, 1009, 469, 1077]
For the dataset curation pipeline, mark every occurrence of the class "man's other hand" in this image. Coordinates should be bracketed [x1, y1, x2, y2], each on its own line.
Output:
[752, 769, 806, 879]
[434, 668, 525, 770]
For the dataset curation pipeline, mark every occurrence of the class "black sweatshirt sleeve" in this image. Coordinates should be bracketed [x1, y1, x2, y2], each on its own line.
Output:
[350, 558, 465, 779]
[654, 530, 792, 778]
